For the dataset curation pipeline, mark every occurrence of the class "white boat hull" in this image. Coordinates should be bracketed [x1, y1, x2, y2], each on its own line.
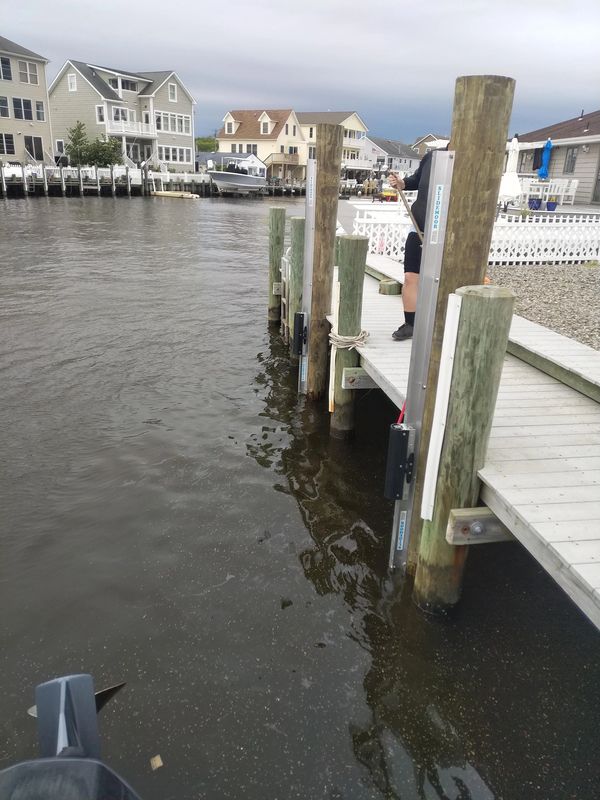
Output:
[208, 170, 267, 195]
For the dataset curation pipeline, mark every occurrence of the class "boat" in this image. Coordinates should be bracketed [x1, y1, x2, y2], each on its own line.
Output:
[207, 154, 267, 195]
[150, 190, 199, 199]
[0, 674, 142, 799]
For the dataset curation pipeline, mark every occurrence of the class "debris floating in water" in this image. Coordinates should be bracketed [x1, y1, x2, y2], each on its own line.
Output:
[150, 755, 163, 771]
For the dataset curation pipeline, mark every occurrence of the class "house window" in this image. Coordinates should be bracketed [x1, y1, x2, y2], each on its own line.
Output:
[246, 144, 252, 153]
[0, 96, 8, 117]
[121, 79, 138, 91]
[280, 145, 284, 153]
[177, 115, 183, 133]
[184, 117, 191, 134]
[108, 78, 119, 89]
[24, 135, 43, 160]
[309, 127, 313, 138]
[231, 144, 237, 153]
[564, 147, 578, 174]
[12, 97, 33, 120]
[168, 82, 177, 102]
[56, 139, 65, 154]
[0, 57, 12, 80]
[67, 73, 77, 91]
[19, 60, 39, 84]
[252, 144, 257, 155]
[293, 125, 296, 136]
[226, 121, 233, 134]
[113, 107, 128, 122]
[96, 105, 105, 123]
[285, 123, 288, 135]
[35, 100, 45, 121]
[0, 133, 15, 154]
[261, 121, 269, 134]
[308, 146, 316, 159]
[155, 112, 162, 130]
[288, 146, 298, 154]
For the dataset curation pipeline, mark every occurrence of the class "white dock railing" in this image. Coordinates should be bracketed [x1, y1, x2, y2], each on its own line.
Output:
[354, 210, 600, 266]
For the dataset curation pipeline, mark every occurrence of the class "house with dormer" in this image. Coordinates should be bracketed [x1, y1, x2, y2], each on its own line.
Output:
[49, 60, 195, 167]
[0, 35, 53, 163]
[296, 111, 369, 171]
[216, 109, 306, 181]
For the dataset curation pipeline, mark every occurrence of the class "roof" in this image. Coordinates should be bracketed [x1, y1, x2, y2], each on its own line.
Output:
[296, 111, 357, 125]
[412, 133, 448, 146]
[369, 136, 421, 160]
[0, 35, 47, 62]
[137, 71, 173, 95]
[217, 109, 294, 140]
[69, 61, 121, 100]
[519, 110, 600, 143]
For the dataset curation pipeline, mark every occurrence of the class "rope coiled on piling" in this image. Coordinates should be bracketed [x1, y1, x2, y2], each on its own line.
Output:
[328, 330, 369, 350]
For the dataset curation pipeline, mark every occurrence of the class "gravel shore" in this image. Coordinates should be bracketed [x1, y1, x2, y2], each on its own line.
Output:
[487, 263, 600, 350]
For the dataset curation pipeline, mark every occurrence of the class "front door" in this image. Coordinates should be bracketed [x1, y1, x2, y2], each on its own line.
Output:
[143, 144, 152, 161]
[127, 143, 140, 162]
[24, 135, 43, 161]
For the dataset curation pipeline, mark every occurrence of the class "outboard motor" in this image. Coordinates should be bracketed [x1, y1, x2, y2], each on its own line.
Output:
[0, 674, 141, 799]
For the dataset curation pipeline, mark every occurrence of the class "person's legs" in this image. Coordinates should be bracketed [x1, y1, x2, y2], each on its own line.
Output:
[392, 231, 422, 340]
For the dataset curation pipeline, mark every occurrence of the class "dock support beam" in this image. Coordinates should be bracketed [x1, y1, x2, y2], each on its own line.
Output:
[330, 235, 369, 439]
[307, 122, 343, 400]
[288, 216, 305, 363]
[407, 74, 515, 569]
[268, 207, 286, 323]
[413, 285, 515, 613]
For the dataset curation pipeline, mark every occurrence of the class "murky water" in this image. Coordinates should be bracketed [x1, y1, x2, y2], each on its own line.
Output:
[1, 197, 599, 800]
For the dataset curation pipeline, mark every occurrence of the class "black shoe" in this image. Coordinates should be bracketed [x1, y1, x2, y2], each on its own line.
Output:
[392, 323, 414, 341]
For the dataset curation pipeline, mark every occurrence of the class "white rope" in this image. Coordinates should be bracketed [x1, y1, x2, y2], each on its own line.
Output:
[328, 329, 369, 350]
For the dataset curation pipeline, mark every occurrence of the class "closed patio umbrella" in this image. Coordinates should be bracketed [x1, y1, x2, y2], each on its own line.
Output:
[498, 136, 521, 205]
[537, 138, 553, 180]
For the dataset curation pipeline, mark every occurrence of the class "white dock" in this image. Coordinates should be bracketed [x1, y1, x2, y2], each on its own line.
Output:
[356, 267, 600, 630]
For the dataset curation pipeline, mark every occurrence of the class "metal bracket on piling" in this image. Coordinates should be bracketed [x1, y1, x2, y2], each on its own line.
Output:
[389, 150, 455, 571]
[298, 158, 316, 395]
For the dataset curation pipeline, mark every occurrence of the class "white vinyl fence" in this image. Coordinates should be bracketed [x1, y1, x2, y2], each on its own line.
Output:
[353, 209, 600, 266]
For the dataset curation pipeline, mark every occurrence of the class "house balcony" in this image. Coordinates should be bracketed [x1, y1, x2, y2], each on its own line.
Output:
[342, 157, 373, 170]
[264, 152, 300, 166]
[106, 121, 157, 138]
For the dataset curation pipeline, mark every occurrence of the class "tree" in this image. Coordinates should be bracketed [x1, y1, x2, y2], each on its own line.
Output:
[86, 137, 123, 168]
[65, 121, 89, 166]
[195, 135, 217, 152]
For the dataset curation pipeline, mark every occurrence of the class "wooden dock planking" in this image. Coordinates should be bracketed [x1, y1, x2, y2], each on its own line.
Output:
[355, 268, 600, 628]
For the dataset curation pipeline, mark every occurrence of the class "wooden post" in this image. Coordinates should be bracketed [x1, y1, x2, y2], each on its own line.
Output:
[307, 122, 343, 400]
[126, 166, 131, 197]
[78, 167, 84, 196]
[42, 165, 48, 196]
[0, 162, 6, 197]
[268, 207, 286, 323]
[407, 75, 515, 569]
[22, 165, 28, 198]
[288, 216, 305, 363]
[110, 165, 116, 197]
[413, 285, 515, 612]
[330, 235, 369, 439]
[60, 166, 66, 195]
[96, 169, 101, 196]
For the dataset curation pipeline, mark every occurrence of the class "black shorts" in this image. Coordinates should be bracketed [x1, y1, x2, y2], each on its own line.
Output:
[404, 231, 422, 274]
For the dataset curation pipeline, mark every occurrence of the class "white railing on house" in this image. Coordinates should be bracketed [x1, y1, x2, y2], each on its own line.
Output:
[353, 210, 600, 266]
[106, 121, 157, 136]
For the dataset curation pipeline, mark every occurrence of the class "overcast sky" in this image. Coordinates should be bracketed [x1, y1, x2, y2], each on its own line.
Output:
[5, 0, 600, 142]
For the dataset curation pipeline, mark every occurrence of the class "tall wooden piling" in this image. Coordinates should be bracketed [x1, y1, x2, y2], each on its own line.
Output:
[306, 122, 343, 400]
[288, 216, 305, 362]
[407, 75, 515, 569]
[330, 235, 369, 438]
[413, 285, 515, 612]
[268, 207, 286, 324]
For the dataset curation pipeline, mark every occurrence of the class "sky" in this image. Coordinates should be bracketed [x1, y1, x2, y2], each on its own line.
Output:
[4, 0, 600, 143]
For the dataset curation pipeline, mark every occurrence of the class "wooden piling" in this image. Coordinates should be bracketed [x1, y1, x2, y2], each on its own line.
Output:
[306, 122, 343, 400]
[78, 167, 84, 196]
[0, 162, 6, 197]
[126, 166, 131, 197]
[413, 285, 515, 612]
[60, 167, 66, 195]
[407, 74, 515, 569]
[268, 207, 286, 323]
[330, 235, 369, 439]
[110, 166, 116, 197]
[288, 216, 305, 362]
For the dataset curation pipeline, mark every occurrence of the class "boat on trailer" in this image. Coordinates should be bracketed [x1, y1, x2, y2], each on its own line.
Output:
[207, 154, 267, 195]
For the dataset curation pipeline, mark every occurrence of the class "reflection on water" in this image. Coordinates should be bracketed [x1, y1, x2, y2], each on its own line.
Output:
[248, 333, 600, 800]
[0, 198, 599, 800]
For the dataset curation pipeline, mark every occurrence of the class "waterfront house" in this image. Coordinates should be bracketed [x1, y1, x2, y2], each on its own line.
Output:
[48, 61, 195, 168]
[216, 109, 306, 182]
[296, 111, 369, 173]
[411, 133, 448, 156]
[517, 111, 600, 205]
[368, 136, 422, 175]
[0, 36, 53, 164]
